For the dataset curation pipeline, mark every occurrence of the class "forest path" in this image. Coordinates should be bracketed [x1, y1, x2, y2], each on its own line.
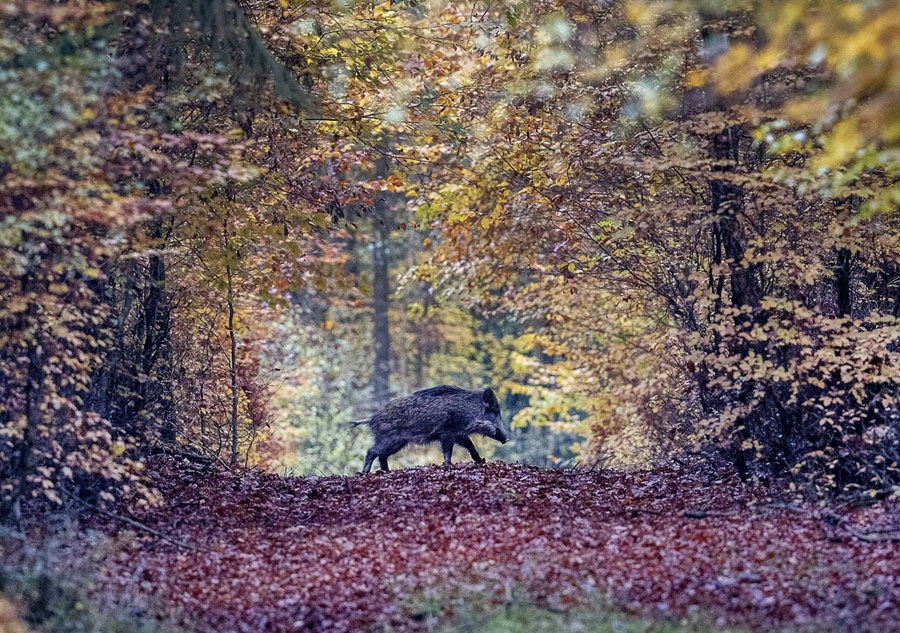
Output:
[98, 460, 899, 633]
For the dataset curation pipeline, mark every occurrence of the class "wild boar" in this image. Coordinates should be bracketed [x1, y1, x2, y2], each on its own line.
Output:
[356, 385, 509, 473]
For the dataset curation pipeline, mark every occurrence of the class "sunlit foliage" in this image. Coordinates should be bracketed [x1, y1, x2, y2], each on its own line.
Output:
[417, 0, 899, 495]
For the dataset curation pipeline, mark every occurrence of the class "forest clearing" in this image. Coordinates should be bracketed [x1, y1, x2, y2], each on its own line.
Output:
[2, 0, 899, 632]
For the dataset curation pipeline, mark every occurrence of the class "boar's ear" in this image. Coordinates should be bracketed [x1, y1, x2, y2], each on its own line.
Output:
[482, 387, 500, 412]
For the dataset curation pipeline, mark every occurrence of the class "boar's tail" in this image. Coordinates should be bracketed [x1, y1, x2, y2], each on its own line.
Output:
[347, 418, 370, 428]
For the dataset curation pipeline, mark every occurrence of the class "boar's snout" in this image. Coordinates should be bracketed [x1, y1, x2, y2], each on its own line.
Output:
[495, 428, 509, 444]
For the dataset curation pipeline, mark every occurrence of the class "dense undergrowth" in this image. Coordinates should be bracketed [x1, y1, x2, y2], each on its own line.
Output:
[0, 528, 182, 633]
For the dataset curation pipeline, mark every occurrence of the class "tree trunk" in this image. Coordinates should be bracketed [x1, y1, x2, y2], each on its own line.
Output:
[834, 248, 853, 317]
[709, 125, 761, 311]
[225, 220, 240, 467]
[708, 124, 760, 480]
[372, 156, 392, 406]
[128, 220, 174, 445]
[146, 248, 175, 443]
[0, 277, 41, 523]
[91, 260, 136, 420]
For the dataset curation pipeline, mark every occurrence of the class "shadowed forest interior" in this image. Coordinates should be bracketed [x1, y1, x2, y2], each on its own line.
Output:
[1, 1, 898, 632]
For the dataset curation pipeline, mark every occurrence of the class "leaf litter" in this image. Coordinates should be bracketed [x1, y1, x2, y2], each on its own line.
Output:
[96, 459, 899, 633]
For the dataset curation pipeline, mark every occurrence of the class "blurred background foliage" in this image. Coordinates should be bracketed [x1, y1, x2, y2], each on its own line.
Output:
[0, 0, 898, 511]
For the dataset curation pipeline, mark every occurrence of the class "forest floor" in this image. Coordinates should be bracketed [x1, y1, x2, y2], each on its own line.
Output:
[93, 459, 899, 633]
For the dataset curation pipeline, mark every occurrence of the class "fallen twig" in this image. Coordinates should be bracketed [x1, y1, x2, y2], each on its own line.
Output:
[820, 510, 900, 544]
[64, 491, 210, 553]
[756, 503, 900, 543]
[683, 509, 735, 519]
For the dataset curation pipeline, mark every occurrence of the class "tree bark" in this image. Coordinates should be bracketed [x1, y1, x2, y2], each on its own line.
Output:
[708, 124, 760, 480]
[0, 277, 41, 523]
[91, 260, 136, 420]
[709, 125, 761, 311]
[372, 156, 392, 407]
[834, 248, 853, 317]
[128, 220, 174, 445]
[225, 219, 240, 467]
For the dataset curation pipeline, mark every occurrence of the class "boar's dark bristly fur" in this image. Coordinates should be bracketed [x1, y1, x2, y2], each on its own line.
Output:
[359, 385, 509, 473]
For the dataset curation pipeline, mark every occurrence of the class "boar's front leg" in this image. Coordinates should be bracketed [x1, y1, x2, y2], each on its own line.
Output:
[440, 435, 455, 465]
[456, 436, 484, 463]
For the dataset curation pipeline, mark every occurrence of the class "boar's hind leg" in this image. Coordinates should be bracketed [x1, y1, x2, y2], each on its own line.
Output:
[363, 448, 378, 474]
[456, 437, 484, 463]
[440, 436, 455, 465]
[369, 439, 405, 473]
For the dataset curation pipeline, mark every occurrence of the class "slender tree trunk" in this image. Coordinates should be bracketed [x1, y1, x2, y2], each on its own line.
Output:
[0, 278, 41, 523]
[834, 248, 853, 317]
[147, 248, 175, 443]
[834, 196, 859, 318]
[710, 125, 760, 311]
[130, 221, 174, 444]
[413, 288, 431, 390]
[372, 155, 392, 406]
[2, 345, 39, 523]
[372, 213, 391, 406]
[92, 260, 136, 420]
[225, 229, 239, 467]
[708, 124, 760, 480]
[199, 377, 206, 450]
[0, 356, 36, 523]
